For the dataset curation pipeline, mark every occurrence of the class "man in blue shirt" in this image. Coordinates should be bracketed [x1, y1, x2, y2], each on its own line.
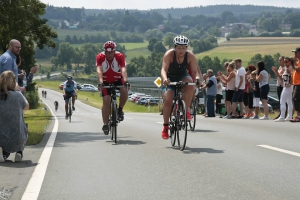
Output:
[0, 39, 25, 93]
[63, 75, 77, 119]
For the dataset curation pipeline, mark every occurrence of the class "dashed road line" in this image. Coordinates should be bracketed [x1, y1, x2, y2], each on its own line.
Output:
[257, 145, 300, 158]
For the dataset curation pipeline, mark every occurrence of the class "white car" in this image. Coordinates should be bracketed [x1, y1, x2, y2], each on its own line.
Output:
[80, 84, 98, 92]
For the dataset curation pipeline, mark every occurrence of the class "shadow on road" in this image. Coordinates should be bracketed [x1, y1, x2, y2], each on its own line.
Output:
[0, 160, 38, 168]
[183, 147, 224, 154]
[191, 129, 218, 133]
[53, 132, 108, 147]
[113, 140, 146, 145]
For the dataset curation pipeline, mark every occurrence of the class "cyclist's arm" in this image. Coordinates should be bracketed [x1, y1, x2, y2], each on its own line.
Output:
[63, 82, 67, 96]
[161, 51, 171, 84]
[121, 67, 128, 82]
[96, 65, 104, 83]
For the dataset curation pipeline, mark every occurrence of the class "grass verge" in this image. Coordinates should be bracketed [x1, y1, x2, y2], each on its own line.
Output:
[24, 103, 52, 145]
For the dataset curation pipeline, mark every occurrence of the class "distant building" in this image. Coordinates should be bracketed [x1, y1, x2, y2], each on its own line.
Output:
[69, 26, 78, 30]
[249, 29, 259, 35]
[279, 24, 291, 30]
[158, 25, 164, 30]
[180, 25, 188, 29]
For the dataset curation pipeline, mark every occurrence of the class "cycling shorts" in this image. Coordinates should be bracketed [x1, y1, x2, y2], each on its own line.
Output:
[64, 91, 76, 103]
[162, 73, 191, 93]
[101, 78, 125, 97]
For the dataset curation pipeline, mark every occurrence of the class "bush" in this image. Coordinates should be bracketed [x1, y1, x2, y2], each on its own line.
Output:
[25, 83, 39, 109]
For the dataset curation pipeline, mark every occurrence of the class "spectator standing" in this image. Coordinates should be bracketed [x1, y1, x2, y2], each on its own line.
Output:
[0, 71, 29, 162]
[16, 55, 38, 88]
[0, 39, 25, 93]
[249, 71, 260, 119]
[201, 69, 217, 117]
[215, 78, 223, 115]
[275, 57, 294, 122]
[271, 56, 285, 120]
[244, 65, 256, 118]
[231, 58, 246, 118]
[218, 62, 236, 119]
[256, 61, 270, 120]
[290, 47, 300, 122]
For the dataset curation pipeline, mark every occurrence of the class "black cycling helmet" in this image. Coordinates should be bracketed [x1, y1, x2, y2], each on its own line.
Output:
[173, 35, 189, 46]
[67, 75, 72, 80]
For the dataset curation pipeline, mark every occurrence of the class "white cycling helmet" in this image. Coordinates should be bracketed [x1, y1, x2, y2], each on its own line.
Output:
[173, 35, 189, 46]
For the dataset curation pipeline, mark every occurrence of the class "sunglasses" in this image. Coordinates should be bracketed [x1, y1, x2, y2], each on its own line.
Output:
[284, 61, 290, 63]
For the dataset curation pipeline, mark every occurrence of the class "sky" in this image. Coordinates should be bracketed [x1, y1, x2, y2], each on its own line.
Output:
[40, 0, 298, 10]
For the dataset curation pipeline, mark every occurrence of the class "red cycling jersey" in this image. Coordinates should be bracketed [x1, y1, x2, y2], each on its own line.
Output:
[96, 51, 126, 83]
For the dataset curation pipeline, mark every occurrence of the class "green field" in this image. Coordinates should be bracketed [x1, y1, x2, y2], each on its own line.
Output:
[197, 37, 300, 64]
[54, 29, 144, 41]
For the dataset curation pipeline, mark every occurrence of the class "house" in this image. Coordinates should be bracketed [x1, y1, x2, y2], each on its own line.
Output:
[279, 24, 291, 30]
[158, 25, 164, 30]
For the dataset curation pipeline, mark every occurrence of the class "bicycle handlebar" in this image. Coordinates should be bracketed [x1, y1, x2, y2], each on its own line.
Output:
[102, 85, 125, 89]
[169, 82, 196, 86]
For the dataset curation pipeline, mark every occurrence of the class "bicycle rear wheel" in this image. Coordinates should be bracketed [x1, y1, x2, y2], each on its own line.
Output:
[177, 100, 187, 151]
[68, 101, 72, 123]
[110, 101, 118, 144]
[189, 99, 196, 131]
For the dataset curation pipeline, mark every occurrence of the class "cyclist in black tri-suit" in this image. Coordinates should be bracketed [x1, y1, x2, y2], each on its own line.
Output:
[160, 35, 202, 139]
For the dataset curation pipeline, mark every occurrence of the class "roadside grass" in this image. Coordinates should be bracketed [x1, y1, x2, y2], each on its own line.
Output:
[126, 48, 152, 61]
[24, 103, 52, 145]
[197, 37, 300, 64]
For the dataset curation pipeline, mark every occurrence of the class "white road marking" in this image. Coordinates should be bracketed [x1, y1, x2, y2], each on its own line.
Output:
[257, 145, 300, 158]
[156, 122, 163, 124]
[22, 102, 58, 200]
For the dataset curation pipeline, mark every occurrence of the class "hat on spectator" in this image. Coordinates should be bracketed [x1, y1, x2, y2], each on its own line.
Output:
[292, 47, 300, 52]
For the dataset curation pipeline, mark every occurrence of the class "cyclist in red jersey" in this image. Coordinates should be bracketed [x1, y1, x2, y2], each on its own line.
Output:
[96, 41, 129, 135]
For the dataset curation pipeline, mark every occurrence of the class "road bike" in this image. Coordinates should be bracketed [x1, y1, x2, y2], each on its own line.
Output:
[168, 81, 195, 151]
[103, 84, 124, 144]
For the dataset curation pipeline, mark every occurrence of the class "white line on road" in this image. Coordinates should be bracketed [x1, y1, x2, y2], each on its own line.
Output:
[22, 102, 58, 200]
[257, 145, 300, 158]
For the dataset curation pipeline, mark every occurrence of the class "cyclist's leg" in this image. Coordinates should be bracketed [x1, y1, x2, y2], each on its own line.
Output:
[181, 75, 193, 110]
[101, 88, 111, 135]
[71, 92, 76, 110]
[161, 87, 174, 139]
[65, 97, 69, 118]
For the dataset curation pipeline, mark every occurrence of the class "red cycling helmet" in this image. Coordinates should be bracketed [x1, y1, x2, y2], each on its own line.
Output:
[103, 41, 116, 52]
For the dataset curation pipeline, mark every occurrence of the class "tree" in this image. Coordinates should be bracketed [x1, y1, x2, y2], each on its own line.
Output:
[153, 42, 166, 53]
[147, 38, 158, 52]
[55, 42, 75, 70]
[248, 54, 263, 65]
[163, 36, 174, 49]
[80, 43, 98, 74]
[0, 0, 57, 74]
[145, 29, 163, 41]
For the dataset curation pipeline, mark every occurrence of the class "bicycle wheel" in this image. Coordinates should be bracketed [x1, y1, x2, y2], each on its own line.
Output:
[169, 103, 176, 146]
[177, 100, 187, 151]
[68, 101, 72, 123]
[189, 100, 196, 131]
[110, 101, 118, 144]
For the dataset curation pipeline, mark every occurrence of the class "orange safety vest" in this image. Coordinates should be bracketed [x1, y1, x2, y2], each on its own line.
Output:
[293, 61, 300, 85]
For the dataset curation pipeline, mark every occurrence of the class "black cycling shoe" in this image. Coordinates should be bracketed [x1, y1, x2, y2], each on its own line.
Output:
[65, 114, 68, 119]
[118, 109, 124, 121]
[102, 124, 109, 135]
[72, 106, 75, 111]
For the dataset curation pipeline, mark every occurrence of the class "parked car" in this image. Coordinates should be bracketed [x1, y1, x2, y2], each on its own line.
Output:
[144, 98, 160, 106]
[80, 84, 98, 92]
[267, 95, 280, 110]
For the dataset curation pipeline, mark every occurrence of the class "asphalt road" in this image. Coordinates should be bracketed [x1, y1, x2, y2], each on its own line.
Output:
[1, 89, 300, 200]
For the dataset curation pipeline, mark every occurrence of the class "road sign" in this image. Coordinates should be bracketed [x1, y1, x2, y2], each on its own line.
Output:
[154, 77, 162, 87]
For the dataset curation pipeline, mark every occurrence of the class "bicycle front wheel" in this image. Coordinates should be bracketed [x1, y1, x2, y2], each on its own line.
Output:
[189, 100, 196, 131]
[177, 100, 187, 151]
[68, 102, 72, 123]
[110, 101, 118, 144]
[169, 103, 176, 146]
